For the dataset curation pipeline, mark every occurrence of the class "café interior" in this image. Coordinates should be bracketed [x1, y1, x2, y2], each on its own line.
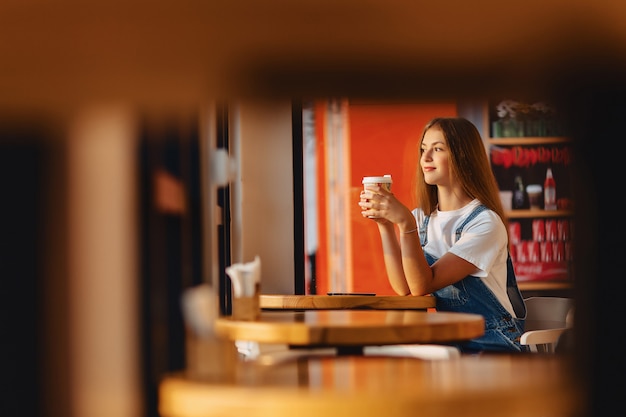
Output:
[3, 1, 626, 417]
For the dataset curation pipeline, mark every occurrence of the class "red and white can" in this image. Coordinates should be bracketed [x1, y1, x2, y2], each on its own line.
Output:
[545, 219, 558, 241]
[553, 241, 565, 262]
[565, 241, 573, 261]
[527, 241, 540, 263]
[532, 219, 545, 242]
[509, 221, 521, 245]
[540, 241, 553, 262]
[557, 219, 570, 241]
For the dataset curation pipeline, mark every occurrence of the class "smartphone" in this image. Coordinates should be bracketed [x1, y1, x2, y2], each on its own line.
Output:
[326, 292, 376, 296]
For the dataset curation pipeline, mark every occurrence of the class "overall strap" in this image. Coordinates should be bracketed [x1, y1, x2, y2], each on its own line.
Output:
[419, 215, 430, 247]
[454, 205, 488, 242]
[420, 204, 487, 247]
[506, 255, 527, 318]
[454, 204, 527, 319]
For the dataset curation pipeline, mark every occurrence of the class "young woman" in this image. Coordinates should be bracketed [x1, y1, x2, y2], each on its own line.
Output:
[358, 117, 527, 353]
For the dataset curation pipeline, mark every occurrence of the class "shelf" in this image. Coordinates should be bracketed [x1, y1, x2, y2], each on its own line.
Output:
[488, 137, 570, 145]
[505, 209, 573, 218]
[518, 281, 572, 292]
[486, 102, 575, 292]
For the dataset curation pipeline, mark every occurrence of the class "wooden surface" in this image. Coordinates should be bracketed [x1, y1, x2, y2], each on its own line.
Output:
[214, 310, 484, 349]
[260, 294, 436, 310]
[159, 354, 584, 417]
[3, 2, 626, 108]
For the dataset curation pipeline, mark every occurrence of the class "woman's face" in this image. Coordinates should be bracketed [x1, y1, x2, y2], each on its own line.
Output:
[420, 127, 452, 186]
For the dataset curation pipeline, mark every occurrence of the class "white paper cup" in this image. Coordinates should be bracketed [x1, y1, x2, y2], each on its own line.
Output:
[526, 184, 543, 210]
[363, 175, 392, 218]
[362, 175, 393, 191]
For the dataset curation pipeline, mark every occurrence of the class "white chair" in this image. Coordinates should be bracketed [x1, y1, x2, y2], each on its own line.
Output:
[247, 343, 461, 364]
[363, 344, 461, 360]
[520, 296, 574, 353]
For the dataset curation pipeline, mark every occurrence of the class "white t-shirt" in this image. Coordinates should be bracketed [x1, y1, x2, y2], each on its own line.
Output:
[412, 199, 516, 317]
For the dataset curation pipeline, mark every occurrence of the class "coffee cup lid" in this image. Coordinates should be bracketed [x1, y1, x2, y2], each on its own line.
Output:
[525, 184, 542, 193]
[362, 175, 392, 184]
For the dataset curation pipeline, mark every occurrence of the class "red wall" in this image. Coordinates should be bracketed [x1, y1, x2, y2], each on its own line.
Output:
[314, 101, 458, 295]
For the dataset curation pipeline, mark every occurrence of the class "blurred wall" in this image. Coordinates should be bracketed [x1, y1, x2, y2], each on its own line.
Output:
[237, 100, 296, 294]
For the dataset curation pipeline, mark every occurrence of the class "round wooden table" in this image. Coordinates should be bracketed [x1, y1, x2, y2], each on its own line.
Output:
[160, 354, 584, 417]
[260, 294, 436, 310]
[214, 310, 484, 355]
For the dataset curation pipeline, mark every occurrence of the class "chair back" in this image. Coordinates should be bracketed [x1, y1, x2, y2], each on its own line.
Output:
[523, 296, 573, 330]
[521, 296, 574, 353]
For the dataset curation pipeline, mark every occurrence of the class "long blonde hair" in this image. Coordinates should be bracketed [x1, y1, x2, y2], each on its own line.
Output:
[416, 117, 508, 238]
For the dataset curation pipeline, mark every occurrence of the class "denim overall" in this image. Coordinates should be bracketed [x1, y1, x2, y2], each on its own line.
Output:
[419, 204, 527, 353]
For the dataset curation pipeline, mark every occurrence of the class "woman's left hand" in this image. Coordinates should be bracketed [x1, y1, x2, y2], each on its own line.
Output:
[359, 186, 414, 228]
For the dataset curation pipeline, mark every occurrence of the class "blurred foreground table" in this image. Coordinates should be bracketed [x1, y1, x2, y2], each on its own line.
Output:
[160, 354, 584, 417]
[260, 294, 436, 310]
[215, 310, 484, 355]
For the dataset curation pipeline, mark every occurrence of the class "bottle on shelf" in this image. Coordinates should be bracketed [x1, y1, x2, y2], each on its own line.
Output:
[544, 167, 557, 210]
[512, 175, 527, 209]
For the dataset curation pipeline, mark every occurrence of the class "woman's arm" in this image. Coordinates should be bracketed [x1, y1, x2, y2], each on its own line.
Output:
[380, 223, 477, 295]
[400, 238, 478, 295]
[360, 186, 478, 295]
[376, 222, 410, 295]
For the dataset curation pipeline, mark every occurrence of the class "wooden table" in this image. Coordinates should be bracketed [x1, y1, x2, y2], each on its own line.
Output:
[260, 294, 436, 310]
[214, 310, 484, 355]
[159, 354, 584, 417]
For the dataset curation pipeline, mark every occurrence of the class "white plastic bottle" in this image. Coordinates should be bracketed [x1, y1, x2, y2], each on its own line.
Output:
[544, 168, 557, 210]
